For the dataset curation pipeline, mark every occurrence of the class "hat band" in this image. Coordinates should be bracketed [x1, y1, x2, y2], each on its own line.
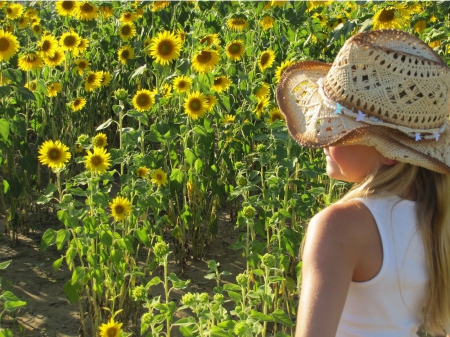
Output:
[316, 78, 445, 142]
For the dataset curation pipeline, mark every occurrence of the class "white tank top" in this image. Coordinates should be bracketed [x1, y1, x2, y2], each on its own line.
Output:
[336, 196, 428, 337]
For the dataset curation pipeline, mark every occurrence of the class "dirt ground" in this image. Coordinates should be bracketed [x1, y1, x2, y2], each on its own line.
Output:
[0, 212, 246, 337]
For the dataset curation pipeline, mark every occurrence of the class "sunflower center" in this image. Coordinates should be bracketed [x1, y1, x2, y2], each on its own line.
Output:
[124, 13, 132, 19]
[26, 54, 37, 62]
[33, 25, 41, 33]
[114, 205, 124, 214]
[106, 327, 117, 337]
[121, 50, 130, 59]
[158, 41, 173, 56]
[0, 38, 10, 52]
[230, 44, 241, 54]
[137, 94, 150, 106]
[197, 51, 212, 64]
[64, 36, 76, 47]
[178, 81, 186, 89]
[378, 9, 395, 22]
[272, 115, 281, 121]
[49, 53, 59, 61]
[81, 3, 94, 12]
[214, 78, 223, 86]
[91, 155, 103, 166]
[6, 8, 12, 14]
[79, 62, 87, 69]
[156, 174, 162, 180]
[121, 26, 131, 35]
[74, 99, 82, 107]
[62, 1, 74, 10]
[49, 149, 61, 160]
[189, 99, 201, 111]
[87, 74, 96, 83]
[42, 40, 51, 52]
[260, 53, 269, 66]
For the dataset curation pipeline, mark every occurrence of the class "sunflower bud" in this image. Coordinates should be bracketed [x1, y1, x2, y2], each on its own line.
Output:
[242, 205, 256, 219]
[181, 292, 195, 306]
[153, 242, 169, 258]
[132, 285, 147, 301]
[236, 273, 249, 286]
[261, 253, 276, 268]
[114, 88, 128, 100]
[199, 292, 209, 303]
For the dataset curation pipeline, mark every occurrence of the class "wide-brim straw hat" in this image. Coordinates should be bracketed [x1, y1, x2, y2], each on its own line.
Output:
[276, 29, 450, 174]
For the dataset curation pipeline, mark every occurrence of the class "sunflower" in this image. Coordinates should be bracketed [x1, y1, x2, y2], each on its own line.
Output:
[132, 89, 155, 112]
[151, 1, 170, 12]
[191, 49, 219, 73]
[211, 76, 231, 93]
[77, 38, 89, 54]
[24, 8, 39, 18]
[149, 30, 182, 66]
[275, 60, 295, 83]
[253, 96, 270, 118]
[255, 82, 270, 100]
[173, 75, 192, 93]
[267, 107, 285, 124]
[55, 1, 78, 17]
[84, 71, 102, 91]
[18, 53, 44, 71]
[184, 91, 208, 120]
[5, 3, 23, 19]
[31, 23, 42, 36]
[160, 83, 172, 99]
[270, 0, 288, 7]
[70, 97, 86, 112]
[414, 19, 426, 34]
[177, 28, 186, 44]
[84, 147, 111, 173]
[75, 1, 98, 21]
[74, 58, 90, 75]
[99, 71, 112, 87]
[225, 40, 245, 61]
[47, 82, 63, 97]
[24, 80, 37, 91]
[38, 34, 58, 58]
[372, 4, 411, 30]
[38, 140, 71, 169]
[260, 16, 275, 30]
[150, 168, 168, 187]
[118, 45, 134, 65]
[99, 5, 113, 19]
[0, 74, 11, 86]
[119, 22, 136, 41]
[99, 318, 123, 337]
[227, 17, 248, 32]
[199, 33, 221, 46]
[119, 12, 136, 23]
[259, 50, 276, 71]
[18, 16, 29, 29]
[0, 30, 19, 62]
[44, 48, 65, 67]
[221, 114, 235, 124]
[109, 196, 132, 221]
[59, 31, 81, 53]
[136, 166, 150, 178]
[205, 95, 217, 111]
[92, 133, 107, 147]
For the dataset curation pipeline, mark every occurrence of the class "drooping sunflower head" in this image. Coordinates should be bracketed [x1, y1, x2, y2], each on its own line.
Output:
[99, 5, 113, 19]
[150, 168, 168, 187]
[99, 318, 123, 337]
[149, 30, 182, 66]
[18, 16, 30, 29]
[47, 82, 63, 97]
[70, 97, 87, 112]
[136, 166, 150, 178]
[226, 17, 248, 32]
[151, 1, 170, 12]
[39, 34, 58, 58]
[226, 40, 245, 62]
[372, 4, 410, 30]
[99, 71, 112, 87]
[205, 95, 217, 111]
[160, 83, 172, 99]
[24, 80, 37, 91]
[77, 38, 89, 53]
[211, 76, 231, 93]
[267, 107, 285, 124]
[84, 71, 102, 92]
[253, 96, 270, 118]
[199, 33, 221, 46]
[0, 30, 20, 62]
[132, 89, 155, 112]
[31, 23, 42, 36]
[109, 196, 132, 222]
[38, 140, 71, 169]
[173, 75, 192, 93]
[118, 45, 134, 65]
[275, 60, 295, 83]
[44, 48, 65, 67]
[84, 147, 111, 173]
[92, 133, 108, 148]
[18, 53, 44, 71]
[55, 1, 78, 17]
[24, 7, 39, 18]
[184, 91, 208, 120]
[260, 16, 275, 30]
[119, 22, 136, 41]
[255, 82, 270, 100]
[221, 114, 236, 124]
[119, 11, 136, 23]
[191, 49, 219, 73]
[74, 58, 90, 74]
[75, 1, 98, 21]
[59, 31, 81, 52]
[258, 49, 276, 72]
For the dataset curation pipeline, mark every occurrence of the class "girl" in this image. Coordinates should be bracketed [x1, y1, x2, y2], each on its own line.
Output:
[276, 29, 450, 336]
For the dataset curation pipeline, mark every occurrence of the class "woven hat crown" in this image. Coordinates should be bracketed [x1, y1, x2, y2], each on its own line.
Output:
[323, 30, 450, 131]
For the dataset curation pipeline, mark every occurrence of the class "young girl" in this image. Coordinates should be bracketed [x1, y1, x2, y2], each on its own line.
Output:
[276, 29, 450, 336]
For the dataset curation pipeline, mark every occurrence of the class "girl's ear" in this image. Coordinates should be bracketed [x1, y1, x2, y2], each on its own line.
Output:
[382, 157, 398, 166]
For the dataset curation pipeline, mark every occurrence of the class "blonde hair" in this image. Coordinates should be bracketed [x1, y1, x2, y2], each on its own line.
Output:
[340, 162, 450, 336]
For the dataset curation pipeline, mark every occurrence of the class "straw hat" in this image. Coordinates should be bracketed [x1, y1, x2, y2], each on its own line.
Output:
[276, 29, 450, 174]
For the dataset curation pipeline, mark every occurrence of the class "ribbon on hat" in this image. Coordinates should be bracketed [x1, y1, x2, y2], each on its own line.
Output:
[316, 78, 445, 142]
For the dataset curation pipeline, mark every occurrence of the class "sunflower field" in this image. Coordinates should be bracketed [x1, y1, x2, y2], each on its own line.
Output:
[0, 1, 448, 336]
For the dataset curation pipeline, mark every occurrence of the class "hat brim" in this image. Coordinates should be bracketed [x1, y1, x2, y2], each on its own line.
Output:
[276, 61, 450, 175]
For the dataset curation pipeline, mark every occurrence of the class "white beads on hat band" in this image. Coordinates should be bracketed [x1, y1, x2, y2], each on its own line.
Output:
[317, 78, 445, 142]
